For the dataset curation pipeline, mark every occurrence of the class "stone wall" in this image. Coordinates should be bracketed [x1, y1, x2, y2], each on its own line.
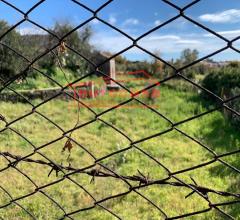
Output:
[0, 85, 106, 103]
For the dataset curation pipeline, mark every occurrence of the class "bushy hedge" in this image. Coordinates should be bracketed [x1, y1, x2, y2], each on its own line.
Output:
[202, 64, 240, 127]
[202, 65, 240, 96]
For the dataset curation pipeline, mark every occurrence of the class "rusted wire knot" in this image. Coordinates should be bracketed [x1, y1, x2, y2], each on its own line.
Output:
[185, 177, 208, 199]
[10, 160, 19, 167]
[89, 168, 101, 184]
[133, 170, 151, 186]
[48, 164, 61, 177]
[2, 152, 20, 167]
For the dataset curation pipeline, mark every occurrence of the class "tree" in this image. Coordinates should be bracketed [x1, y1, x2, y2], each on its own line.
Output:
[178, 49, 199, 79]
[180, 48, 199, 65]
[115, 55, 127, 72]
[151, 50, 164, 77]
[0, 20, 22, 81]
[40, 21, 93, 76]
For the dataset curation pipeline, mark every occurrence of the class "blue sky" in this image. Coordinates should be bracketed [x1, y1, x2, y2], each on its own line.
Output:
[0, 0, 240, 61]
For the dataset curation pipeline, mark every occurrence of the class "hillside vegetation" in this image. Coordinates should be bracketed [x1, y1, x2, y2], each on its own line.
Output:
[0, 76, 239, 219]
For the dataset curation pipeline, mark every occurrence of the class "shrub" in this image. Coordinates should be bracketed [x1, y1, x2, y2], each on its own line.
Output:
[228, 87, 240, 127]
[202, 65, 240, 128]
[202, 66, 240, 97]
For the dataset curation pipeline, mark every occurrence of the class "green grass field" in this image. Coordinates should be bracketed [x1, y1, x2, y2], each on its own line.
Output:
[0, 75, 239, 219]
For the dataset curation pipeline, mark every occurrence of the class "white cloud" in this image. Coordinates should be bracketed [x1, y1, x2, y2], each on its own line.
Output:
[147, 35, 180, 41]
[204, 29, 240, 38]
[90, 32, 132, 53]
[154, 20, 161, 26]
[109, 15, 117, 25]
[123, 18, 139, 26]
[138, 34, 204, 54]
[92, 19, 100, 25]
[199, 9, 240, 23]
[90, 32, 207, 56]
[17, 27, 46, 35]
[177, 39, 202, 45]
[90, 25, 232, 61]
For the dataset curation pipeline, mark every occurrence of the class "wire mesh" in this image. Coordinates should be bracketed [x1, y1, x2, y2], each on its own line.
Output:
[0, 0, 239, 219]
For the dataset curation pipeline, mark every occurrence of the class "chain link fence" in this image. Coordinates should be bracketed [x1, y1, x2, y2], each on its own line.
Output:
[0, 0, 239, 219]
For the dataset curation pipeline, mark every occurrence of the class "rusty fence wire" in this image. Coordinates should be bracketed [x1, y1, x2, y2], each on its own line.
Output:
[0, 0, 240, 219]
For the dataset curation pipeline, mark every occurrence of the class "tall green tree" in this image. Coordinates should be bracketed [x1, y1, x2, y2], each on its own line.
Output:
[176, 48, 199, 79]
[180, 48, 199, 65]
[0, 20, 22, 81]
[41, 21, 93, 76]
